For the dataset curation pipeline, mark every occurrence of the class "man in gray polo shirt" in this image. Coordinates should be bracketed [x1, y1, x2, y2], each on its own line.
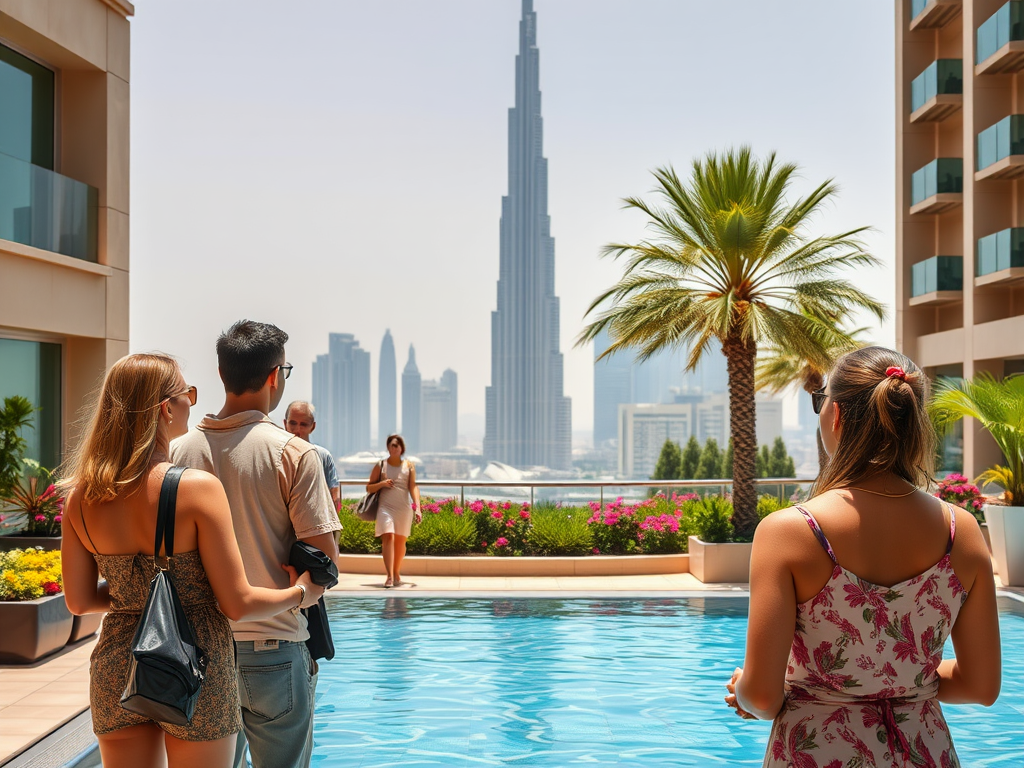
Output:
[283, 400, 340, 509]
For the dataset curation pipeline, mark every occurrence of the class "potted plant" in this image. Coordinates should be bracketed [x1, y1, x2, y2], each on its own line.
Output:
[0, 461, 64, 551]
[930, 374, 1024, 587]
[0, 547, 73, 662]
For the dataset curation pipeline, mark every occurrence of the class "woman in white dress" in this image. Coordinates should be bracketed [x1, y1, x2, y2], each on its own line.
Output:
[366, 434, 422, 588]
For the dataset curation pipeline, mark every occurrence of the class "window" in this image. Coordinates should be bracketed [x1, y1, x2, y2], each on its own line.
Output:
[0, 42, 55, 169]
[0, 338, 62, 471]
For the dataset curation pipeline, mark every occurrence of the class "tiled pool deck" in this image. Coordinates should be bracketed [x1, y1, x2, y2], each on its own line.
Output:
[0, 573, 1017, 766]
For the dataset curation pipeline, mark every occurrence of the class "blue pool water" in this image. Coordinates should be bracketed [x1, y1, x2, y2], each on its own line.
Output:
[313, 597, 1024, 767]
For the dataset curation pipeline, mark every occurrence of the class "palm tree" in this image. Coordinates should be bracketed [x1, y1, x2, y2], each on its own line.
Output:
[755, 311, 869, 471]
[929, 374, 1024, 504]
[577, 148, 884, 538]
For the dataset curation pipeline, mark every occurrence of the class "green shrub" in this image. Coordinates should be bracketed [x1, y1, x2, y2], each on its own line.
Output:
[757, 494, 785, 521]
[407, 512, 477, 555]
[684, 496, 734, 543]
[336, 508, 380, 554]
[527, 507, 593, 556]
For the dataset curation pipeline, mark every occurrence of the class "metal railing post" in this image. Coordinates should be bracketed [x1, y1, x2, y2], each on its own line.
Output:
[599, 486, 604, 509]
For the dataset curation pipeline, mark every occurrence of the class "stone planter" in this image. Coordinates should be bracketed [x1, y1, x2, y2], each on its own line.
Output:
[69, 611, 104, 643]
[687, 536, 752, 583]
[0, 535, 61, 552]
[337, 553, 690, 577]
[0, 593, 73, 663]
[983, 504, 1024, 587]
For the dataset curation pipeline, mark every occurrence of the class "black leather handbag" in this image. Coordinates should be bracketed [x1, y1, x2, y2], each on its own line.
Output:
[120, 466, 208, 725]
[289, 541, 339, 661]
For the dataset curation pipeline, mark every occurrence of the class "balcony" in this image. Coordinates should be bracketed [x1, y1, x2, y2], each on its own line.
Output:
[910, 256, 963, 305]
[976, 228, 1024, 286]
[0, 151, 97, 262]
[910, 158, 963, 214]
[977, 1, 1024, 74]
[910, 60, 963, 122]
[910, 0, 962, 31]
[976, 115, 1024, 180]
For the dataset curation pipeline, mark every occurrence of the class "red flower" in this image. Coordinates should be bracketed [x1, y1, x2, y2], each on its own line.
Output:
[42, 581, 62, 596]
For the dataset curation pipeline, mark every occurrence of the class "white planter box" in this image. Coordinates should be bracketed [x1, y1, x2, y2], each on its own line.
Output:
[983, 504, 1024, 587]
[687, 536, 752, 583]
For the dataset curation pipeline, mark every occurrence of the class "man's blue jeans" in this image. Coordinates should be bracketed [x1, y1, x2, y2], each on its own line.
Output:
[232, 639, 317, 768]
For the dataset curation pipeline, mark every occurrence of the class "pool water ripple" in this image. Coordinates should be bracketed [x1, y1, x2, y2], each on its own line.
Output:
[313, 597, 1023, 767]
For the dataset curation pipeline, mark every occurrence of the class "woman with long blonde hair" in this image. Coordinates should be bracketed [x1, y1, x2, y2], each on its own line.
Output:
[61, 353, 324, 768]
[726, 346, 1001, 767]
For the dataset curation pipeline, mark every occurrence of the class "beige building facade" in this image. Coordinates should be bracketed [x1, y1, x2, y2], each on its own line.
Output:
[897, 0, 1024, 477]
[0, 0, 132, 468]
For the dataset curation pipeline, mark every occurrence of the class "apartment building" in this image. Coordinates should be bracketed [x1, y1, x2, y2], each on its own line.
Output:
[0, 0, 132, 469]
[897, 0, 1024, 477]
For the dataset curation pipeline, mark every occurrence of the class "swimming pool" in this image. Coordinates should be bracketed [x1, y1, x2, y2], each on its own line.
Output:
[313, 596, 1024, 767]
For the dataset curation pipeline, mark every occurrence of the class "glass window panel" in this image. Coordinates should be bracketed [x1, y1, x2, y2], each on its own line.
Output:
[0, 44, 54, 169]
[0, 338, 61, 471]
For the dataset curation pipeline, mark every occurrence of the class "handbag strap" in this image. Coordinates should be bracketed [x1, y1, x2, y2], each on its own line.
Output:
[155, 466, 187, 567]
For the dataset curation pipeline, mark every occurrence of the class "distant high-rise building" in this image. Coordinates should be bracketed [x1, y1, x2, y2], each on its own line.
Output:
[421, 369, 458, 452]
[378, 330, 397, 442]
[484, 0, 571, 470]
[593, 328, 633, 444]
[401, 345, 422, 451]
[593, 329, 728, 444]
[311, 333, 371, 457]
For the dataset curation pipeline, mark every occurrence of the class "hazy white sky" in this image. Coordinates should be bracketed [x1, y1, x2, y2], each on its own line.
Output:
[129, 1, 895, 441]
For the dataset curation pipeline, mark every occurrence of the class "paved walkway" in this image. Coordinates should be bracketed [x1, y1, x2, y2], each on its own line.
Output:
[0, 637, 95, 765]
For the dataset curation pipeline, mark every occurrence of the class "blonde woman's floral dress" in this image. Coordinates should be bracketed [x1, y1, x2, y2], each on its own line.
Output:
[764, 505, 967, 768]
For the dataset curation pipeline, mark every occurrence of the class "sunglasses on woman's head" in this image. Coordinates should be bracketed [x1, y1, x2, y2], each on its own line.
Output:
[811, 388, 827, 415]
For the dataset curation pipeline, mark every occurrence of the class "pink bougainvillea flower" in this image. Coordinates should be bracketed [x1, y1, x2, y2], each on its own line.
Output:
[495, 537, 509, 548]
[519, 510, 530, 519]
[592, 548, 600, 555]
[501, 502, 511, 510]
[481, 541, 488, 548]
[34, 514, 46, 522]
[453, 507, 464, 516]
[505, 519, 515, 528]
[491, 511, 503, 519]
[54, 514, 62, 523]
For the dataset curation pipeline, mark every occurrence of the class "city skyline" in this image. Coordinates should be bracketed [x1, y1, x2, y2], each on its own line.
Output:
[484, 0, 572, 469]
[128, 2, 896, 435]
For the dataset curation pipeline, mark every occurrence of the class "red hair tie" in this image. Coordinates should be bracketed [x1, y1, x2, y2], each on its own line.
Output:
[885, 366, 907, 381]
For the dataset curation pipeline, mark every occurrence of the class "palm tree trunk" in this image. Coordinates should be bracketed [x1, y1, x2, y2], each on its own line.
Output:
[724, 332, 758, 539]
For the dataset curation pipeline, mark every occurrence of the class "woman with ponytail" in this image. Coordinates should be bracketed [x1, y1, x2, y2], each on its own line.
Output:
[725, 347, 1001, 767]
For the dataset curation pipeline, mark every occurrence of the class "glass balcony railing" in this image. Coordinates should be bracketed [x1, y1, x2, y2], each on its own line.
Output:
[977, 228, 1024, 276]
[911, 158, 963, 205]
[977, 115, 1024, 171]
[912, 256, 963, 296]
[911, 60, 963, 112]
[0, 150, 97, 262]
[977, 1, 1024, 64]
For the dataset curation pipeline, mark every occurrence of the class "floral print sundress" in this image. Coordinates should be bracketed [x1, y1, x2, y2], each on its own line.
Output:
[764, 505, 967, 768]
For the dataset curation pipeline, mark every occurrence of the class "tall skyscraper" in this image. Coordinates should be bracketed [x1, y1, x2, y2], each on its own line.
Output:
[421, 369, 458, 452]
[593, 328, 633, 444]
[311, 333, 371, 457]
[401, 344, 422, 452]
[378, 329, 397, 443]
[484, 0, 571, 470]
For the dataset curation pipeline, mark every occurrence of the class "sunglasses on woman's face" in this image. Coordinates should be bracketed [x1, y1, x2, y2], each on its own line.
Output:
[811, 388, 827, 415]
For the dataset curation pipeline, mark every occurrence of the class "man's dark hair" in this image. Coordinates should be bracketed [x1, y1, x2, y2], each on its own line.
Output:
[216, 320, 289, 395]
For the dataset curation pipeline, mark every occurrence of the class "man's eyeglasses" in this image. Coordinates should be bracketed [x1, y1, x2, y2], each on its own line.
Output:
[274, 363, 294, 380]
[168, 386, 198, 407]
[811, 388, 827, 415]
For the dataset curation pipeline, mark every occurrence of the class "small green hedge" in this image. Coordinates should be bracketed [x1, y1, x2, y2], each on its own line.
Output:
[335, 492, 788, 556]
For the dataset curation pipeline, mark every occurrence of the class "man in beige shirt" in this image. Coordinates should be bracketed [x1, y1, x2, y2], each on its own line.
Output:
[171, 320, 340, 768]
